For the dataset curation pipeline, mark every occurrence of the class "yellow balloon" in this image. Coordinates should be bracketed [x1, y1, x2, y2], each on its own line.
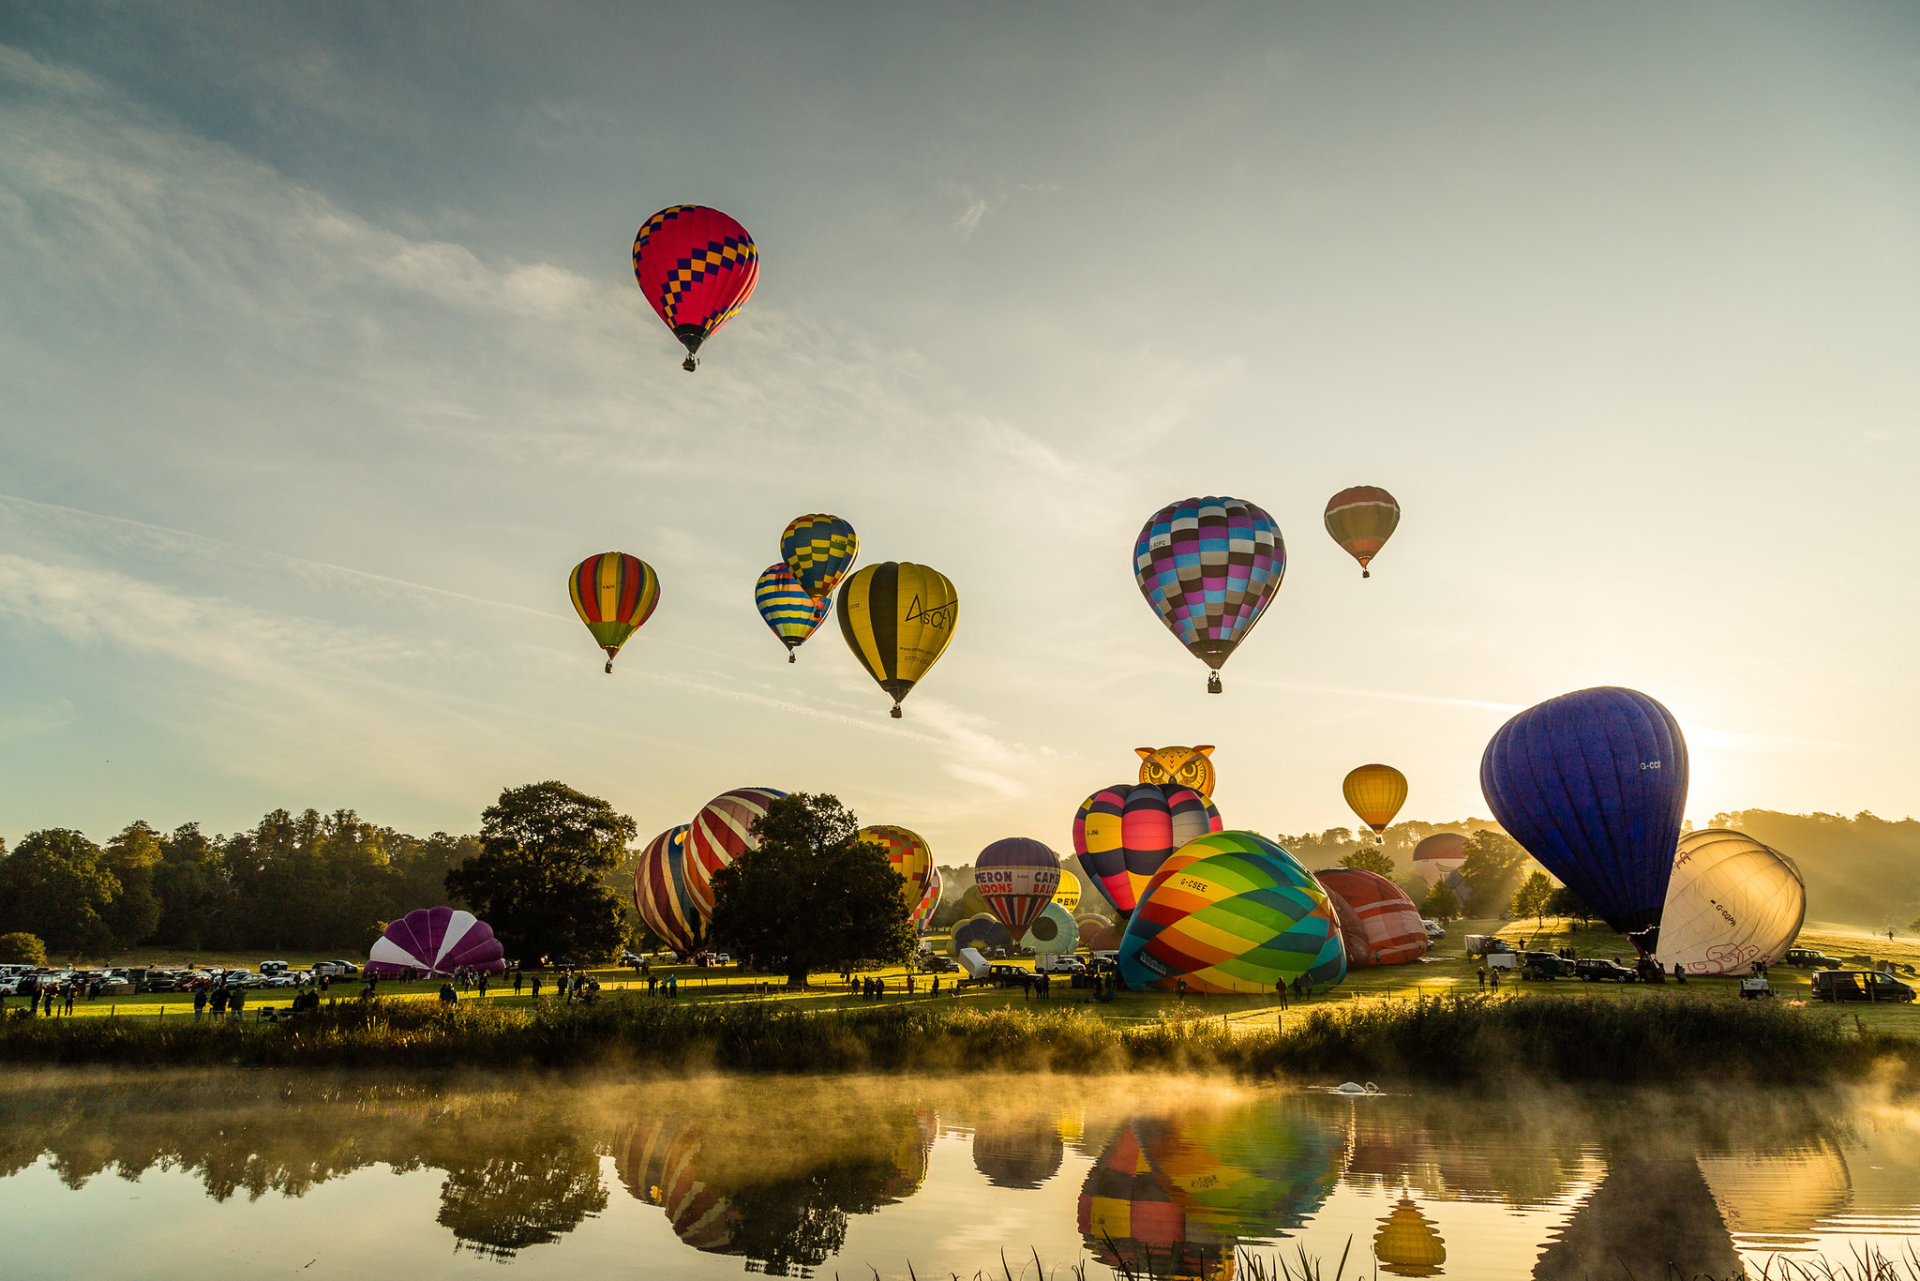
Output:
[836, 561, 958, 718]
[1054, 868, 1082, 913]
[1343, 764, 1408, 836]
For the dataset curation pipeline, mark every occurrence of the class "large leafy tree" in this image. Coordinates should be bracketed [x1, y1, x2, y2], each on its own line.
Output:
[102, 821, 164, 950]
[1459, 830, 1532, 917]
[445, 782, 634, 965]
[708, 793, 914, 988]
[0, 829, 121, 955]
[1511, 870, 1555, 926]
[1337, 846, 1396, 878]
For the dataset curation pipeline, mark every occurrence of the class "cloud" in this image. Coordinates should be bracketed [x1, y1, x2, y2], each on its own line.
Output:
[952, 185, 992, 236]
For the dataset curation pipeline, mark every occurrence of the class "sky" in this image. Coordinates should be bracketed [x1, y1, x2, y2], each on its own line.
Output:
[0, 2, 1917, 859]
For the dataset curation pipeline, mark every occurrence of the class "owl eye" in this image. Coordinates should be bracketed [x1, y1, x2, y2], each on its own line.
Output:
[1144, 764, 1168, 782]
[1180, 762, 1203, 782]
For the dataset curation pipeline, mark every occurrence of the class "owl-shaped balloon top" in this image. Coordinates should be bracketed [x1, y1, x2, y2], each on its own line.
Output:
[1135, 745, 1216, 798]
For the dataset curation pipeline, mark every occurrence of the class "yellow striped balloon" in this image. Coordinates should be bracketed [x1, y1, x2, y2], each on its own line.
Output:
[568, 552, 661, 673]
[754, 563, 829, 662]
[1342, 763, 1408, 837]
[836, 561, 957, 718]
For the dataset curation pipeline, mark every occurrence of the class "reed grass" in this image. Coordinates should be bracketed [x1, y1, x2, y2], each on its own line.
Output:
[2, 992, 1914, 1080]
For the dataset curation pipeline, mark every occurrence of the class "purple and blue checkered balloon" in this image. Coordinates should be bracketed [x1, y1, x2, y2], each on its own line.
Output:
[1134, 496, 1285, 693]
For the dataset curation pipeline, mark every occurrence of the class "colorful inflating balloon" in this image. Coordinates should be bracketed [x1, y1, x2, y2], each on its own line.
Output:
[1119, 831, 1345, 995]
[859, 824, 934, 914]
[1412, 832, 1468, 887]
[685, 788, 787, 921]
[635, 824, 703, 956]
[837, 561, 957, 718]
[1314, 868, 1429, 966]
[1074, 784, 1223, 914]
[631, 204, 759, 371]
[367, 907, 505, 978]
[1375, 1198, 1446, 1275]
[569, 552, 661, 673]
[1323, 486, 1400, 579]
[1077, 914, 1123, 952]
[754, 564, 828, 662]
[1134, 497, 1285, 694]
[1654, 829, 1805, 976]
[914, 864, 944, 934]
[1136, 745, 1217, 797]
[1343, 764, 1408, 837]
[1053, 867, 1083, 914]
[780, 514, 859, 603]
[1481, 686, 1689, 952]
[974, 837, 1061, 939]
[1024, 901, 1080, 954]
[950, 913, 1014, 958]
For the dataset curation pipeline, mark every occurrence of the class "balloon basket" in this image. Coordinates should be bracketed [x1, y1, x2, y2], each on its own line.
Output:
[788, 653, 796, 664]
[890, 705, 903, 719]
[604, 659, 614, 675]
[681, 356, 698, 372]
[1207, 673, 1222, 694]
[1362, 569, 1371, 579]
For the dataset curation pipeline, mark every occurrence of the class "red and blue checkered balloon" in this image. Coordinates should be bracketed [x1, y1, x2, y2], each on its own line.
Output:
[1134, 497, 1285, 693]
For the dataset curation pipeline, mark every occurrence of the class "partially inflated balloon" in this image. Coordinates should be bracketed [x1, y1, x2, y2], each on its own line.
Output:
[914, 865, 944, 934]
[859, 825, 934, 915]
[780, 514, 859, 603]
[1074, 783, 1223, 913]
[1053, 867, 1083, 914]
[636, 824, 703, 956]
[1024, 901, 1080, 954]
[685, 788, 787, 921]
[837, 561, 957, 718]
[975, 837, 1061, 939]
[1343, 764, 1408, 836]
[367, 907, 505, 978]
[569, 552, 661, 673]
[950, 913, 1014, 959]
[1654, 829, 1805, 976]
[1314, 869, 1429, 966]
[1481, 686, 1688, 951]
[1119, 832, 1346, 995]
[1134, 497, 1285, 694]
[754, 564, 829, 661]
[632, 205, 758, 371]
[1077, 914, 1123, 952]
[1323, 486, 1401, 579]
[1412, 832, 1468, 887]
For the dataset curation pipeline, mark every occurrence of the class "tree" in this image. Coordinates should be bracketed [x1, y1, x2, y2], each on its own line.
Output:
[1459, 831, 1531, 917]
[1547, 884, 1592, 927]
[153, 822, 231, 950]
[0, 829, 121, 955]
[708, 793, 915, 988]
[1421, 877, 1461, 922]
[445, 782, 635, 965]
[1337, 846, 1396, 878]
[1511, 871, 1555, 926]
[0, 932, 47, 966]
[102, 822, 164, 950]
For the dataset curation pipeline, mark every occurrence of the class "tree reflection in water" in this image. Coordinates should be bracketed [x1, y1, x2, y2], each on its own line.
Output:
[438, 1149, 607, 1260]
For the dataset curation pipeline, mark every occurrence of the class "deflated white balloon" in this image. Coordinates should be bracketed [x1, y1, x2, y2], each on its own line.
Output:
[1655, 829, 1806, 976]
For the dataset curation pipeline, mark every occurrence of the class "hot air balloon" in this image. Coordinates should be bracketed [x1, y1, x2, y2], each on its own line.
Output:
[950, 913, 1014, 959]
[1053, 867, 1083, 914]
[1343, 764, 1408, 839]
[367, 907, 505, 978]
[1119, 831, 1346, 995]
[631, 204, 759, 371]
[1315, 868, 1430, 966]
[685, 788, 787, 921]
[914, 864, 944, 934]
[1323, 485, 1400, 578]
[1073, 784, 1223, 914]
[958, 883, 991, 920]
[1134, 496, 1285, 694]
[636, 824, 704, 956]
[1412, 832, 1468, 888]
[837, 561, 957, 717]
[1077, 914, 1123, 952]
[1374, 1197, 1446, 1276]
[1024, 901, 1080, 954]
[1480, 686, 1688, 953]
[780, 514, 859, 603]
[754, 564, 828, 662]
[568, 552, 661, 673]
[974, 837, 1061, 939]
[859, 824, 934, 915]
[1135, 745, 1218, 797]
[1654, 829, 1806, 976]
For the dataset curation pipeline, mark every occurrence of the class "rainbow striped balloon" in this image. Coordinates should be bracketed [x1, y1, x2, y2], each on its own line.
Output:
[754, 564, 830, 662]
[569, 551, 661, 673]
[1118, 831, 1346, 995]
[635, 824, 703, 956]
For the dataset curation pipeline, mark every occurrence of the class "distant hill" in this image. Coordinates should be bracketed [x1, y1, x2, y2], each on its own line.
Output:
[1714, 810, 1920, 933]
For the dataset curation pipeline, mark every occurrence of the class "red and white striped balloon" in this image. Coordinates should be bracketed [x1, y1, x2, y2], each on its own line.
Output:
[683, 787, 787, 920]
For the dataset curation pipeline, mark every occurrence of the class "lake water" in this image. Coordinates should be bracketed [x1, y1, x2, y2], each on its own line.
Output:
[3, 1071, 1918, 1280]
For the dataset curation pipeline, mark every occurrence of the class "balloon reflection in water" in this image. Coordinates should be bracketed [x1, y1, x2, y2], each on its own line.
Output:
[972, 1119, 1065, 1189]
[1374, 1196, 1446, 1276]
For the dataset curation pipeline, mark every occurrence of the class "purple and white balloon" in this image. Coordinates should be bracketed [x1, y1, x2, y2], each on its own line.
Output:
[367, 907, 506, 978]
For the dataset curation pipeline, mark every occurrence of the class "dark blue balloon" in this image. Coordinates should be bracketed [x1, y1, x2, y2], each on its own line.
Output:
[1479, 686, 1688, 952]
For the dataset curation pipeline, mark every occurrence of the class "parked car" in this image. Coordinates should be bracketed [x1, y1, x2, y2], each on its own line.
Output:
[259, 960, 290, 975]
[1421, 919, 1446, 940]
[1812, 970, 1916, 1003]
[709, 952, 733, 966]
[313, 960, 360, 978]
[918, 955, 960, 973]
[1465, 935, 1514, 958]
[1572, 958, 1637, 983]
[618, 950, 646, 967]
[1519, 952, 1575, 981]
[1783, 948, 1842, 970]
[985, 964, 1027, 986]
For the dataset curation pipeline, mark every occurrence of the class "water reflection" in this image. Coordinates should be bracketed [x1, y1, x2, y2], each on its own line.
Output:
[1, 1072, 1918, 1278]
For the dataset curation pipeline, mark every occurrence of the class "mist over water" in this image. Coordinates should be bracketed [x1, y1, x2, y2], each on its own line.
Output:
[3, 1071, 1919, 1279]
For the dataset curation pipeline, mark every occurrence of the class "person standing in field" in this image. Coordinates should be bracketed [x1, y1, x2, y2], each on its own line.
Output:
[530, 973, 542, 999]
[229, 986, 245, 1019]
[193, 989, 207, 1022]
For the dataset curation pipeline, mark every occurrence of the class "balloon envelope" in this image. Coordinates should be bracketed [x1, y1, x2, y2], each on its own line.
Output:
[1654, 829, 1806, 976]
[1077, 914, 1123, 951]
[914, 865, 944, 934]
[1024, 901, 1080, 954]
[1134, 496, 1284, 692]
[836, 561, 957, 717]
[859, 824, 934, 915]
[1323, 485, 1401, 578]
[685, 788, 787, 922]
[1074, 783, 1223, 913]
[754, 564, 828, 659]
[950, 913, 1014, 958]
[636, 824, 704, 956]
[1053, 867, 1082, 914]
[569, 552, 661, 671]
[1314, 868, 1430, 966]
[975, 837, 1061, 939]
[1343, 764, 1408, 835]
[1480, 686, 1689, 951]
[1119, 832, 1346, 995]
[780, 514, 859, 603]
[367, 907, 505, 977]
[1136, 745, 1218, 797]
[1412, 832, 1468, 886]
[632, 205, 758, 362]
